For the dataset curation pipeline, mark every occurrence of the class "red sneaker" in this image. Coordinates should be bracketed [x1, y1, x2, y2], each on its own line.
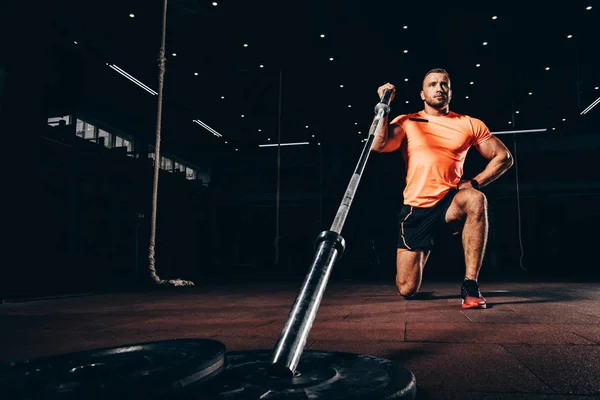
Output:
[461, 280, 487, 309]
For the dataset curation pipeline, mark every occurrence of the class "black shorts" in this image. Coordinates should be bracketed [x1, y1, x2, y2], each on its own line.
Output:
[398, 189, 458, 251]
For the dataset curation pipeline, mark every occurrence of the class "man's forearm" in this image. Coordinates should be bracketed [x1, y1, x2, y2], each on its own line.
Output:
[370, 115, 389, 152]
[473, 153, 514, 187]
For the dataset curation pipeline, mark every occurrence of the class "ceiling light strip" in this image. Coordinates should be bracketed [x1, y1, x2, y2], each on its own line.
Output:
[193, 120, 222, 137]
[108, 64, 157, 95]
[492, 128, 548, 135]
[259, 142, 310, 147]
[581, 96, 600, 115]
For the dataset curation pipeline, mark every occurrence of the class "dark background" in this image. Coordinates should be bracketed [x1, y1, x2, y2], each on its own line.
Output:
[1, 1, 599, 299]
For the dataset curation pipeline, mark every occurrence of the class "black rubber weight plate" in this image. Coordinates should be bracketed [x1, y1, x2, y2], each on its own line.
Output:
[192, 349, 417, 399]
[0, 338, 226, 399]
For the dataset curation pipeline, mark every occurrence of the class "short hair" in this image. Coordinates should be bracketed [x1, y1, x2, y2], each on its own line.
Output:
[422, 68, 451, 86]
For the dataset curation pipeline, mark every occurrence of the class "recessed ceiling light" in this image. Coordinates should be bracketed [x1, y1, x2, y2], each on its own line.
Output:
[221, 96, 225, 99]
[73, 41, 78, 44]
[482, 42, 488, 46]
[465, 96, 469, 99]
[358, 131, 362, 134]
[241, 114, 244, 117]
[562, 118, 566, 121]
[470, 81, 474, 85]
[267, 138, 271, 141]
[567, 34, 573, 38]
[225, 141, 228, 143]
[212, 2, 218, 6]
[172, 53, 177, 56]
[243, 44, 248, 47]
[545, 66, 550, 70]
[340, 84, 344, 88]
[515, 111, 520, 114]
[258, 129, 262, 132]
[595, 86, 599, 90]
[476, 63, 481, 67]
[235, 149, 238, 151]
[194, 72, 198, 76]
[529, 92, 533, 95]
[348, 105, 352, 107]
[259, 64, 264, 68]
[129, 13, 135, 18]
[586, 6, 592, 11]
[305, 125, 309, 128]
[405, 101, 409, 103]
[508, 121, 512, 124]
[492, 16, 497, 20]
[403, 49, 408, 53]
[403, 26, 408, 29]
[312, 134, 315, 137]
[404, 78, 409, 81]
[354, 122, 358, 125]
[329, 57, 334, 61]
[320, 34, 325, 38]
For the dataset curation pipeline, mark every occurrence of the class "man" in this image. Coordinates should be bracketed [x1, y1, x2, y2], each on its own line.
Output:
[371, 68, 513, 309]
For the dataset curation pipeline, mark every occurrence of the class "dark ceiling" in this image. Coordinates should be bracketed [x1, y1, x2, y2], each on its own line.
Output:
[37, 1, 600, 157]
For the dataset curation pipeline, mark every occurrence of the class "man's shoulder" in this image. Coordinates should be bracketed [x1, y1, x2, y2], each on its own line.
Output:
[390, 112, 422, 125]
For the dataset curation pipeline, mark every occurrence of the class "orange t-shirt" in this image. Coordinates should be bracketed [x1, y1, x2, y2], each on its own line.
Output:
[390, 110, 492, 208]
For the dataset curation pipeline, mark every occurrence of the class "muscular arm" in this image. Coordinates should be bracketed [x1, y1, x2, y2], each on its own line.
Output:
[469, 136, 514, 187]
[371, 120, 405, 153]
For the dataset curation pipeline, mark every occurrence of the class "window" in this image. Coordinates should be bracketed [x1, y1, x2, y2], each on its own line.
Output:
[75, 119, 96, 139]
[47, 116, 71, 126]
[98, 129, 111, 147]
[186, 167, 197, 180]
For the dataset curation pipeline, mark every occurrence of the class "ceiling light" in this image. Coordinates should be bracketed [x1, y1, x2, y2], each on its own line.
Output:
[241, 114, 244, 117]
[172, 53, 177, 56]
[470, 81, 474, 85]
[403, 26, 408, 29]
[108, 64, 157, 95]
[492, 16, 497, 19]
[581, 96, 600, 114]
[212, 2, 218, 6]
[329, 57, 334, 61]
[567, 34, 573, 38]
[259, 64, 264, 68]
[225, 141, 228, 143]
[586, 6, 592, 10]
[73, 41, 78, 44]
[221, 96, 225, 99]
[595, 87, 599, 90]
[243, 44, 248, 47]
[493, 128, 547, 135]
[529, 92, 533, 95]
[129, 14, 135, 18]
[340, 84, 344, 88]
[482, 42, 488, 46]
[354, 122, 358, 125]
[312, 134, 315, 137]
[267, 138, 271, 140]
[404, 78, 409, 81]
[545, 66, 550, 70]
[193, 119, 222, 137]
[465, 96, 469, 99]
[259, 142, 310, 147]
[515, 111, 520, 114]
[194, 72, 198, 76]
[305, 125, 309, 128]
[258, 129, 262, 132]
[235, 149, 238, 151]
[562, 118, 566, 121]
[320, 34, 325, 38]
[403, 49, 408, 53]
[348, 105, 352, 107]
[476, 63, 481, 67]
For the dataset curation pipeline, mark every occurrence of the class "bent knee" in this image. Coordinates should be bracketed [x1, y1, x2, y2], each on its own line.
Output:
[396, 283, 419, 298]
